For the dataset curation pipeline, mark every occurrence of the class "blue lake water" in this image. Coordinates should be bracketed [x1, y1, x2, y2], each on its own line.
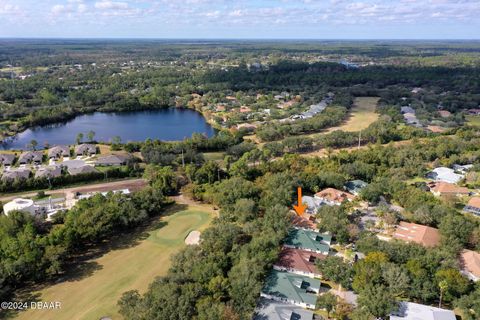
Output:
[1, 108, 216, 150]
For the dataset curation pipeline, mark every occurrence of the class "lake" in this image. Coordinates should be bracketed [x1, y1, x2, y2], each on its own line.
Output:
[0, 108, 216, 150]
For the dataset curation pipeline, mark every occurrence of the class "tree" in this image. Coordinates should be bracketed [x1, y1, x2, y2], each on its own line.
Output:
[87, 130, 95, 142]
[438, 280, 448, 308]
[112, 135, 122, 145]
[76, 133, 84, 144]
[382, 263, 410, 297]
[29, 139, 38, 150]
[357, 285, 397, 319]
[317, 292, 337, 318]
[316, 256, 353, 289]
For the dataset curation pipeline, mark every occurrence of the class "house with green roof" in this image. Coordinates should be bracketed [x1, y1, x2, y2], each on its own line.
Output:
[261, 270, 320, 309]
[284, 228, 331, 255]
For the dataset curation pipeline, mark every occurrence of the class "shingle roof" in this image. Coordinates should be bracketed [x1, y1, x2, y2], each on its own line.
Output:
[18, 151, 43, 163]
[0, 154, 15, 165]
[284, 228, 331, 253]
[68, 165, 98, 176]
[390, 302, 455, 320]
[426, 167, 464, 184]
[393, 222, 440, 248]
[35, 166, 62, 179]
[429, 182, 470, 195]
[75, 144, 96, 155]
[275, 247, 326, 276]
[48, 145, 70, 158]
[1, 168, 31, 181]
[254, 298, 314, 320]
[262, 270, 320, 307]
[95, 154, 131, 166]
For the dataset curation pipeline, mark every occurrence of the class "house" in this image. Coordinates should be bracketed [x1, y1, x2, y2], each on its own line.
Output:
[438, 110, 451, 118]
[428, 181, 470, 197]
[314, 188, 355, 206]
[401, 106, 415, 114]
[452, 163, 473, 173]
[459, 249, 480, 282]
[301, 195, 323, 214]
[215, 105, 226, 112]
[48, 145, 70, 159]
[18, 151, 43, 164]
[68, 165, 98, 176]
[393, 222, 440, 248]
[284, 228, 331, 255]
[291, 215, 318, 232]
[390, 302, 455, 320]
[35, 165, 62, 179]
[464, 197, 480, 216]
[239, 106, 251, 113]
[1, 168, 31, 182]
[75, 144, 97, 156]
[0, 154, 15, 166]
[426, 167, 464, 184]
[261, 270, 320, 309]
[253, 298, 314, 320]
[274, 247, 327, 278]
[95, 154, 132, 166]
[467, 108, 480, 115]
[345, 180, 368, 196]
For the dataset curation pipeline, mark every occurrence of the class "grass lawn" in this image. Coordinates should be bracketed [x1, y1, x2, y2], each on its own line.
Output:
[324, 97, 380, 133]
[202, 151, 225, 161]
[466, 115, 480, 127]
[13, 204, 213, 320]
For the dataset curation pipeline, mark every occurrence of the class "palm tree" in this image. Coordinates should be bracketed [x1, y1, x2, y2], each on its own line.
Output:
[438, 280, 448, 308]
[76, 133, 84, 144]
[87, 130, 95, 142]
[29, 139, 38, 151]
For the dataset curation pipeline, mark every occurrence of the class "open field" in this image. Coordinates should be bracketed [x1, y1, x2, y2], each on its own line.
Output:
[13, 203, 214, 320]
[466, 115, 480, 127]
[324, 97, 380, 133]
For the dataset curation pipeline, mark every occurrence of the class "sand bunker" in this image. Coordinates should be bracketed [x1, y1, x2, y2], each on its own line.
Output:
[185, 230, 201, 245]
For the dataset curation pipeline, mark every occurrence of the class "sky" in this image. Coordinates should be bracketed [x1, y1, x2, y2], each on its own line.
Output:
[0, 0, 479, 39]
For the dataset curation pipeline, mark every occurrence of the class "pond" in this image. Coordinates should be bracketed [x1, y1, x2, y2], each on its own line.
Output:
[1, 108, 216, 150]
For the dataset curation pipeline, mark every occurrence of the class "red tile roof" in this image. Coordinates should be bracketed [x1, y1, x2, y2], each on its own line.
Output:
[274, 247, 327, 276]
[460, 249, 480, 279]
[291, 214, 317, 230]
[315, 188, 355, 204]
[393, 221, 441, 247]
[466, 197, 480, 209]
[429, 182, 470, 195]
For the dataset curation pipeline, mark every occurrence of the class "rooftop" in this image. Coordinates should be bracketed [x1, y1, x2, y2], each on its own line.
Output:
[275, 247, 326, 276]
[315, 188, 355, 204]
[393, 221, 440, 248]
[429, 182, 470, 195]
[262, 270, 320, 307]
[390, 301, 455, 320]
[254, 298, 314, 320]
[460, 249, 480, 280]
[284, 228, 331, 253]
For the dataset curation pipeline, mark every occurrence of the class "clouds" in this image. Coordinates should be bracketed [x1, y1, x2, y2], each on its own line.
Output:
[0, 0, 479, 38]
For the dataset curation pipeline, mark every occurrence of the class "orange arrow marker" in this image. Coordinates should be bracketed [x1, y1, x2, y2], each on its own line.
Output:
[293, 187, 307, 216]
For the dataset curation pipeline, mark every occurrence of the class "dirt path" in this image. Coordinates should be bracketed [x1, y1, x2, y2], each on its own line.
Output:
[0, 178, 147, 202]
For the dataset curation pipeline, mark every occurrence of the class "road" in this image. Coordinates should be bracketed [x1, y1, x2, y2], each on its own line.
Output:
[0, 178, 147, 202]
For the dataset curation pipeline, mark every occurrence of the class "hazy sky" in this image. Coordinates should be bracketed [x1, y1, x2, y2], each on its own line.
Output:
[1, 0, 479, 39]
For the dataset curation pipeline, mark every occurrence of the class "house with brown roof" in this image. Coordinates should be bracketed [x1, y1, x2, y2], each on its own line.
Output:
[95, 154, 133, 166]
[48, 145, 70, 159]
[314, 188, 355, 206]
[35, 165, 62, 179]
[428, 182, 470, 197]
[438, 110, 452, 118]
[18, 151, 43, 164]
[1, 168, 31, 182]
[74, 144, 97, 156]
[464, 197, 480, 217]
[460, 249, 480, 282]
[274, 247, 326, 278]
[291, 214, 318, 232]
[393, 222, 441, 247]
[239, 106, 251, 113]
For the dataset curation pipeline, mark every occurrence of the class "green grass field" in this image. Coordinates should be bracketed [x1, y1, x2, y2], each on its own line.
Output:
[325, 97, 380, 133]
[466, 115, 480, 127]
[13, 205, 213, 320]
